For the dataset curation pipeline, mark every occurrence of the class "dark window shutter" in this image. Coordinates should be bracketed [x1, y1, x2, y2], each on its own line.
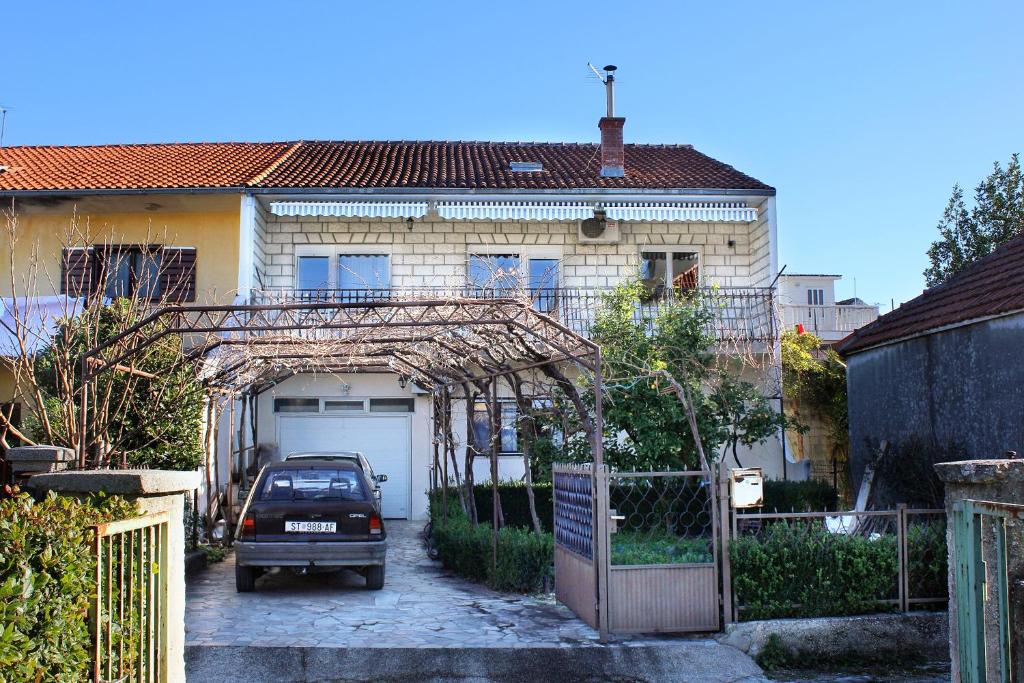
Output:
[160, 248, 197, 302]
[60, 248, 93, 296]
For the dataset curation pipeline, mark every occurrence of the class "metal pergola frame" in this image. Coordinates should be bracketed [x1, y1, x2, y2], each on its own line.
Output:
[77, 297, 604, 470]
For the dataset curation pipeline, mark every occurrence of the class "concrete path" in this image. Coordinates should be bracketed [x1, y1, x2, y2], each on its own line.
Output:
[186, 520, 765, 681]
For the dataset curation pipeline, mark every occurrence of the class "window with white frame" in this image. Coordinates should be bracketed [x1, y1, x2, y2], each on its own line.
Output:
[468, 251, 561, 311]
[295, 249, 391, 293]
[807, 289, 825, 306]
[640, 249, 700, 300]
[472, 400, 519, 454]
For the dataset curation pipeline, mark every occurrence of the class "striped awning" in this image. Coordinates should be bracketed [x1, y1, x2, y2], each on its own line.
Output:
[268, 200, 757, 222]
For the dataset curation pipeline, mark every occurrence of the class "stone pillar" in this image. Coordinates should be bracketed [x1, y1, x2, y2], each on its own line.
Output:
[935, 459, 1024, 683]
[6, 445, 76, 481]
[29, 469, 200, 683]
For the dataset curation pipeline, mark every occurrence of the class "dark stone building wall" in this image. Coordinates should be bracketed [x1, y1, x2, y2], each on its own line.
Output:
[846, 313, 1024, 486]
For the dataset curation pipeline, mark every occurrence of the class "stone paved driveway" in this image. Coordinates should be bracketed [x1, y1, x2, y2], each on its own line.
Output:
[187, 520, 647, 648]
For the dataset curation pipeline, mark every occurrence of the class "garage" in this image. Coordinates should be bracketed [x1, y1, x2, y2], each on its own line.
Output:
[277, 413, 412, 519]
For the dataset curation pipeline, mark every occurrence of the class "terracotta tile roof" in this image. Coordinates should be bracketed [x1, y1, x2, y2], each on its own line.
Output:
[837, 234, 1024, 354]
[255, 141, 774, 191]
[0, 140, 773, 193]
[0, 142, 294, 191]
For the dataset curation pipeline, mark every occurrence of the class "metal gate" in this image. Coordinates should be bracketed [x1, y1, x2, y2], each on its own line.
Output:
[553, 464, 720, 638]
[951, 499, 1023, 683]
[553, 463, 608, 636]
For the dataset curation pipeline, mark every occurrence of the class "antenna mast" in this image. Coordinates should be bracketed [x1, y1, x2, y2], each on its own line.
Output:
[587, 63, 618, 117]
[0, 107, 7, 147]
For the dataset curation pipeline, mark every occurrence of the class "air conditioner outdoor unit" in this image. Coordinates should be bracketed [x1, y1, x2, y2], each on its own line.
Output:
[578, 211, 620, 244]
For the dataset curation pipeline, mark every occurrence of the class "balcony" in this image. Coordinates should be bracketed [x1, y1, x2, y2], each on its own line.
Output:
[780, 304, 879, 342]
[250, 286, 778, 344]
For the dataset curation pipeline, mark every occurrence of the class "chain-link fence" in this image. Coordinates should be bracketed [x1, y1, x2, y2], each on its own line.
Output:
[729, 506, 947, 621]
[608, 471, 714, 566]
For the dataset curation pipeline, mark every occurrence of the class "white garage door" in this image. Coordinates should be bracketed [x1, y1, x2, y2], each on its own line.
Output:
[277, 415, 411, 519]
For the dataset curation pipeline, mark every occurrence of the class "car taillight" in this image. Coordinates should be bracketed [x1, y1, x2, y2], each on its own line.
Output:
[239, 513, 255, 541]
[369, 513, 382, 535]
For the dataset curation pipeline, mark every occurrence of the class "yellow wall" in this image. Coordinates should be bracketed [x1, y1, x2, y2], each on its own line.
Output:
[0, 366, 16, 404]
[1, 193, 242, 303]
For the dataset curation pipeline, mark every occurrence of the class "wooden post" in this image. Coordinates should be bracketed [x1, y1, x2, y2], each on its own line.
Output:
[897, 503, 907, 612]
[225, 396, 235, 530]
[593, 349, 610, 642]
[490, 379, 500, 577]
[719, 465, 734, 624]
[441, 387, 449, 525]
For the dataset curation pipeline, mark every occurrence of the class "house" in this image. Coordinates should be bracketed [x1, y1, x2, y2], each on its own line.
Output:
[837, 234, 1024, 487]
[778, 273, 879, 343]
[1, 102, 787, 519]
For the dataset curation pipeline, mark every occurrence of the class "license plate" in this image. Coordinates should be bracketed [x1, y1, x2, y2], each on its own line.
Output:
[285, 521, 336, 534]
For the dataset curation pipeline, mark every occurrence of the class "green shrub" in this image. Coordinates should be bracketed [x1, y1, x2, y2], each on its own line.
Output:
[761, 480, 838, 512]
[730, 521, 899, 620]
[429, 500, 553, 592]
[470, 482, 553, 531]
[611, 530, 711, 565]
[907, 518, 948, 602]
[0, 492, 137, 682]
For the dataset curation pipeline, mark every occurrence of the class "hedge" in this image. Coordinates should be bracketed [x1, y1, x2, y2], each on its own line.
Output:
[429, 493, 553, 593]
[761, 480, 838, 512]
[730, 519, 946, 620]
[0, 491, 137, 682]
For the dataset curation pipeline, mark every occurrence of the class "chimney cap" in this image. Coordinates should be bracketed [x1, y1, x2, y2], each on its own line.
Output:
[603, 65, 617, 73]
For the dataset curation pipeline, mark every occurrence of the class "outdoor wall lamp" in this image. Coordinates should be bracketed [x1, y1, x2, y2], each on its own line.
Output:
[397, 375, 408, 389]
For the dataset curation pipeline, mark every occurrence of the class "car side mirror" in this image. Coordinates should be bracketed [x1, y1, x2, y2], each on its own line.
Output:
[376, 474, 388, 483]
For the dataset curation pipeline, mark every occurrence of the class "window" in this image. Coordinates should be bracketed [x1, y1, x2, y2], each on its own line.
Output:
[101, 247, 161, 299]
[338, 254, 390, 290]
[368, 398, 415, 413]
[472, 400, 519, 453]
[529, 258, 559, 312]
[323, 400, 365, 412]
[469, 253, 520, 293]
[295, 252, 390, 296]
[296, 256, 329, 291]
[258, 467, 368, 502]
[274, 398, 320, 413]
[807, 289, 825, 306]
[61, 246, 195, 302]
[640, 250, 700, 300]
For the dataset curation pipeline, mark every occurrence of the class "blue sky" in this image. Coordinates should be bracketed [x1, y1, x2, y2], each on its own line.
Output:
[3, 1, 1022, 309]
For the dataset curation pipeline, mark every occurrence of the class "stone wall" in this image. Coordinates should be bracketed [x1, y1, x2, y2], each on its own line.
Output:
[258, 213, 773, 291]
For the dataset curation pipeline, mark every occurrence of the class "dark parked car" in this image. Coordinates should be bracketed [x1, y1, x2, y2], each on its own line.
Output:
[284, 451, 388, 508]
[234, 459, 387, 592]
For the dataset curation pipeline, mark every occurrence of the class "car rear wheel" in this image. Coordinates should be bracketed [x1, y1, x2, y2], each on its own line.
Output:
[236, 564, 257, 592]
[364, 562, 385, 590]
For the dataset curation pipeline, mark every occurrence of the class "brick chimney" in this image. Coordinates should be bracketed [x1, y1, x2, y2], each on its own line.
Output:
[599, 116, 625, 178]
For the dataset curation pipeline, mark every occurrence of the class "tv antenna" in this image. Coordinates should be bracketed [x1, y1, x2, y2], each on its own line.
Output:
[0, 106, 8, 147]
[587, 63, 618, 117]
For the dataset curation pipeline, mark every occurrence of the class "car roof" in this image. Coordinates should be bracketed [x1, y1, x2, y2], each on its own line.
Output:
[266, 459, 361, 470]
[285, 451, 363, 460]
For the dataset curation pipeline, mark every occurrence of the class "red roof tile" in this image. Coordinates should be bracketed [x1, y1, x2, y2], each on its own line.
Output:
[0, 142, 293, 191]
[0, 140, 773, 193]
[255, 141, 774, 191]
[837, 234, 1024, 354]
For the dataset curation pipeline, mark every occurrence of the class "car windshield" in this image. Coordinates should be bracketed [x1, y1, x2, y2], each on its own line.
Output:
[258, 468, 368, 502]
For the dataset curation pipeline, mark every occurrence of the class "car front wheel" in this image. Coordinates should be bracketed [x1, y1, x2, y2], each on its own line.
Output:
[364, 562, 385, 590]
[236, 564, 257, 592]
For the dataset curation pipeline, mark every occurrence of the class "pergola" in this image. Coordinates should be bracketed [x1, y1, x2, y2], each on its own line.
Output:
[78, 296, 605, 532]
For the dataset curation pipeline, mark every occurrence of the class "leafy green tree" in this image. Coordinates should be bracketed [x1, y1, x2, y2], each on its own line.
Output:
[781, 330, 848, 455]
[588, 281, 793, 471]
[26, 300, 204, 470]
[925, 154, 1024, 286]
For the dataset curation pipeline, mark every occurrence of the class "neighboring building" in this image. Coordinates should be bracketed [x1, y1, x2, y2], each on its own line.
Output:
[778, 273, 878, 343]
[0, 106, 788, 519]
[837, 234, 1024, 488]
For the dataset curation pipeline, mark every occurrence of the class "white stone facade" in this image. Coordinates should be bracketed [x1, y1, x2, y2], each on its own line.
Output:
[254, 195, 774, 291]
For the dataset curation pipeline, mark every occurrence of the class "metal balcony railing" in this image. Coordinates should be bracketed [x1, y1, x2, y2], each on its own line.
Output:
[250, 286, 778, 343]
[780, 304, 879, 337]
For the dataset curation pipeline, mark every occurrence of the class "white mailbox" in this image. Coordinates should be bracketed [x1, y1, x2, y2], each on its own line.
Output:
[730, 468, 764, 509]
